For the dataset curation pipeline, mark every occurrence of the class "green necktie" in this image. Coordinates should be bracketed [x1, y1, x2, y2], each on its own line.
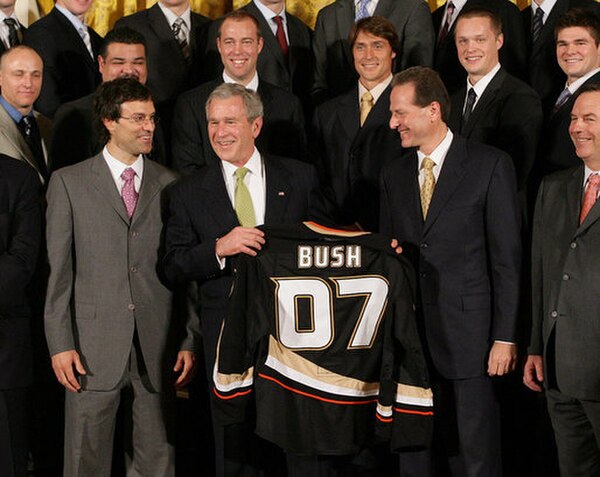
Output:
[234, 167, 256, 227]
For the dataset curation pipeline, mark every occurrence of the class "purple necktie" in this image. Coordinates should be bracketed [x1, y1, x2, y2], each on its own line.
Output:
[121, 167, 138, 219]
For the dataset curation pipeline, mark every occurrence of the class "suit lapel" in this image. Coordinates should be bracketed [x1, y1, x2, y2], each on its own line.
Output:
[423, 137, 467, 234]
[148, 4, 185, 64]
[245, 3, 287, 71]
[51, 8, 96, 69]
[337, 1, 355, 72]
[338, 87, 360, 142]
[373, 0, 394, 17]
[401, 152, 424, 232]
[0, 105, 38, 174]
[462, 69, 506, 136]
[202, 165, 239, 230]
[264, 156, 291, 224]
[90, 154, 131, 225]
[531, 0, 568, 59]
[131, 159, 162, 224]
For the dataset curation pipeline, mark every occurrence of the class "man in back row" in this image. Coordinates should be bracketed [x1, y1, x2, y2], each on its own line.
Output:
[171, 10, 305, 174]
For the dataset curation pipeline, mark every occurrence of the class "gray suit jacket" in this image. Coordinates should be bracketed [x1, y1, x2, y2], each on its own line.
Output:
[530, 166, 600, 400]
[0, 104, 51, 183]
[44, 153, 191, 391]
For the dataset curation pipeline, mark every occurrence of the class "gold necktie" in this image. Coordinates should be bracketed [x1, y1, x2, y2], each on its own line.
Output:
[360, 91, 374, 126]
[234, 167, 256, 227]
[420, 156, 436, 219]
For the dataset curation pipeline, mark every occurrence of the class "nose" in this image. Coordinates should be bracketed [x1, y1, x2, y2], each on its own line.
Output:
[389, 115, 398, 130]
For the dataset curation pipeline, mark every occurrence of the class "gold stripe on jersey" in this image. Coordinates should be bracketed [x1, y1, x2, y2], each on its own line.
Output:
[395, 383, 434, 407]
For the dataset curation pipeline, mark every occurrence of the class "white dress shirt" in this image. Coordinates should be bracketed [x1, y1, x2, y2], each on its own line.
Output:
[417, 129, 453, 186]
[103, 146, 144, 193]
[464, 63, 501, 113]
[223, 71, 260, 92]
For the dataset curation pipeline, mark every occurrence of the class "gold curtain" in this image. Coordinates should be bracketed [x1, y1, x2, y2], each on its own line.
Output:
[36, 0, 538, 37]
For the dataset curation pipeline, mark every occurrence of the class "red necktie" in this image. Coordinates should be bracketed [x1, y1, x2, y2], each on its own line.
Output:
[273, 15, 288, 57]
[438, 1, 455, 45]
[580, 173, 600, 225]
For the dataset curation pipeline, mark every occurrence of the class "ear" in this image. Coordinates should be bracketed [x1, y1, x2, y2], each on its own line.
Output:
[251, 116, 263, 139]
[217, 36, 223, 54]
[257, 36, 264, 54]
[429, 101, 441, 122]
[98, 55, 105, 75]
[496, 32, 504, 50]
[102, 117, 117, 135]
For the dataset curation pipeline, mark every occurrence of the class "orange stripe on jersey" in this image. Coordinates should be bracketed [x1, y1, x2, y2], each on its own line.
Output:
[376, 413, 393, 423]
[259, 373, 379, 406]
[213, 387, 253, 400]
[303, 221, 370, 237]
[394, 407, 434, 416]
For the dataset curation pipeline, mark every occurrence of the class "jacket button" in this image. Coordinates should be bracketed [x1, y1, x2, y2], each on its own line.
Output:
[420, 272, 427, 278]
[420, 243, 428, 248]
[130, 266, 137, 273]
[570, 242, 577, 249]
[128, 304, 135, 311]
[562, 273, 569, 281]
[551, 310, 558, 318]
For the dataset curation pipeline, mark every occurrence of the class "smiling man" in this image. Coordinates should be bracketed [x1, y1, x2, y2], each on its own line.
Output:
[381, 66, 521, 477]
[311, 16, 403, 231]
[525, 83, 600, 477]
[448, 6, 542, 197]
[45, 78, 196, 477]
[49, 27, 168, 171]
[164, 82, 320, 476]
[0, 46, 51, 182]
[536, 9, 600, 179]
[171, 9, 305, 174]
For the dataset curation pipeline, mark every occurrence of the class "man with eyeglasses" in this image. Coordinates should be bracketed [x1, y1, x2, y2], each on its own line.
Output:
[44, 77, 197, 477]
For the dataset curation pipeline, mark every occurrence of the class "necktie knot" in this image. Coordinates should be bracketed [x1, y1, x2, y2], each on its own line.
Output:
[580, 173, 600, 224]
[356, 0, 371, 21]
[172, 17, 191, 61]
[554, 87, 572, 113]
[360, 91, 374, 126]
[422, 156, 436, 172]
[589, 173, 600, 186]
[235, 167, 249, 182]
[121, 167, 136, 182]
[19, 116, 32, 136]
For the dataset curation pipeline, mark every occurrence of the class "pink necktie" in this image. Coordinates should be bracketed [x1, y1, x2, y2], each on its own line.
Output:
[121, 167, 138, 219]
[580, 173, 600, 225]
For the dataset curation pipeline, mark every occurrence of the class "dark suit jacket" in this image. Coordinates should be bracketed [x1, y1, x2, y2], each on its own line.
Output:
[171, 78, 306, 174]
[24, 7, 102, 118]
[311, 83, 403, 231]
[522, 0, 600, 115]
[0, 155, 41, 389]
[433, 0, 527, 95]
[380, 135, 521, 379]
[205, 2, 313, 110]
[536, 71, 600, 180]
[312, 0, 435, 104]
[530, 166, 600, 399]
[49, 93, 168, 171]
[449, 68, 543, 192]
[115, 3, 210, 109]
[163, 155, 320, 373]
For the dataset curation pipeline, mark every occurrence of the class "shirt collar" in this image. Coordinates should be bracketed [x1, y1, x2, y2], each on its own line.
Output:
[221, 147, 262, 179]
[584, 165, 600, 185]
[0, 11, 20, 22]
[0, 95, 31, 123]
[468, 62, 501, 98]
[222, 71, 260, 92]
[55, 4, 87, 31]
[102, 145, 144, 180]
[253, 0, 286, 22]
[358, 74, 392, 104]
[567, 67, 600, 93]
[531, 0, 557, 17]
[157, 1, 191, 30]
[417, 129, 454, 171]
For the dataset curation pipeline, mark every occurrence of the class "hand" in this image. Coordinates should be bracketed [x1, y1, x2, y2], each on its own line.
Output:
[51, 350, 86, 392]
[173, 350, 196, 389]
[523, 354, 544, 392]
[215, 226, 265, 258]
[487, 342, 517, 376]
[390, 239, 403, 255]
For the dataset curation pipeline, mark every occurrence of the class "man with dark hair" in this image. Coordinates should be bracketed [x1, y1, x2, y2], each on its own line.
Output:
[49, 27, 162, 171]
[0, 46, 51, 183]
[381, 66, 521, 477]
[165, 82, 321, 477]
[171, 10, 305, 174]
[311, 15, 403, 231]
[23, 0, 102, 118]
[45, 77, 196, 477]
[449, 6, 542, 198]
[311, 0, 434, 104]
[525, 82, 600, 477]
[522, 0, 600, 114]
[534, 8, 600, 184]
[432, 0, 527, 95]
[0, 155, 41, 477]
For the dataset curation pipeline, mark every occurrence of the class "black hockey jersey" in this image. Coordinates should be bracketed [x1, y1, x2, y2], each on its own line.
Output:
[213, 222, 433, 455]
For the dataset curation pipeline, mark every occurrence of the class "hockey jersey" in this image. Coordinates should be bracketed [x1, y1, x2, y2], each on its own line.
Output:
[213, 222, 433, 455]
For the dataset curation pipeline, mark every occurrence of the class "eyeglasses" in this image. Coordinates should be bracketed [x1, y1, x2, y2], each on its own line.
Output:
[119, 113, 160, 125]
